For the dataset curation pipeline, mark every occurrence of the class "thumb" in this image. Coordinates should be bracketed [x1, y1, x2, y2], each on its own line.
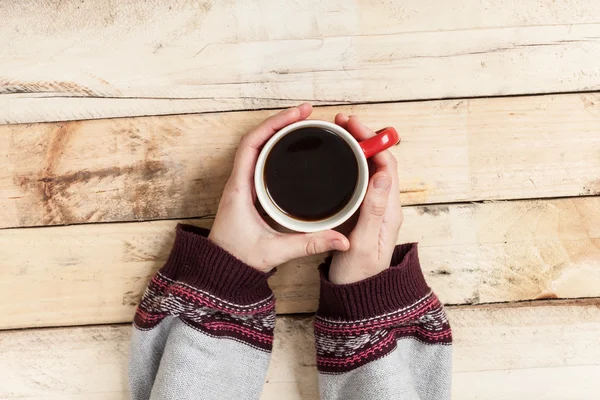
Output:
[276, 230, 350, 261]
[354, 172, 392, 240]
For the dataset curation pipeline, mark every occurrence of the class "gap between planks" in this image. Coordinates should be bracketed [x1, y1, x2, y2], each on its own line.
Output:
[2, 0, 600, 123]
[2, 93, 600, 229]
[3, 87, 600, 125]
[1, 196, 599, 329]
[1, 192, 598, 233]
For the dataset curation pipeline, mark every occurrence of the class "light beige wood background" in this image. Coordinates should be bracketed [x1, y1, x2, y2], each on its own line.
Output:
[1, 300, 598, 399]
[2, 197, 598, 329]
[2, 0, 600, 123]
[1, 0, 600, 398]
[2, 94, 599, 229]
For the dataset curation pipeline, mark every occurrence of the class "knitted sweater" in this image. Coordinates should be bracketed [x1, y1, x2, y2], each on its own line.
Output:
[129, 224, 452, 399]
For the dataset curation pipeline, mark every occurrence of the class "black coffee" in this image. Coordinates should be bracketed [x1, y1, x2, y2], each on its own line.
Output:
[264, 127, 359, 220]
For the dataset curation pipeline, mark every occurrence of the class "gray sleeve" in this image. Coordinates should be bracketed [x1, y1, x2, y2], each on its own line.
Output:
[130, 317, 271, 400]
[315, 243, 453, 400]
[319, 339, 452, 400]
[128, 224, 275, 400]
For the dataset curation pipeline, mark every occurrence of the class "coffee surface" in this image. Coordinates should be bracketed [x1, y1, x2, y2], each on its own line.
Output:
[264, 127, 358, 220]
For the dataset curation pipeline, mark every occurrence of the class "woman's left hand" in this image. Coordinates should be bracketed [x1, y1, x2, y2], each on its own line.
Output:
[208, 103, 350, 273]
[328, 114, 404, 284]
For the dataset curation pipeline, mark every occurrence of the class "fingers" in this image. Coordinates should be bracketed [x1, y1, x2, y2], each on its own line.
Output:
[334, 112, 349, 130]
[346, 115, 375, 141]
[275, 230, 350, 261]
[244, 103, 312, 150]
[352, 171, 392, 243]
[338, 115, 396, 166]
[230, 103, 313, 189]
[347, 116, 398, 166]
[338, 114, 399, 190]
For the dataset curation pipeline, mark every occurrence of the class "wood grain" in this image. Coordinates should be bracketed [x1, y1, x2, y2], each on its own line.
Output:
[1, 300, 598, 399]
[451, 366, 600, 400]
[2, 94, 600, 229]
[2, 0, 600, 122]
[1, 197, 598, 329]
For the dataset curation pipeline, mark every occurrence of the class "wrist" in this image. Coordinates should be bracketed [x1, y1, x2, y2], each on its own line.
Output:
[160, 224, 274, 304]
[207, 230, 272, 273]
[328, 253, 392, 285]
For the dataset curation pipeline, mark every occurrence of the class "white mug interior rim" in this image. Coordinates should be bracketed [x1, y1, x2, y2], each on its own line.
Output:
[254, 120, 369, 233]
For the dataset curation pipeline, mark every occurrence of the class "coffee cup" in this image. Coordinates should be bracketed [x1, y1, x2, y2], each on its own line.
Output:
[254, 120, 399, 232]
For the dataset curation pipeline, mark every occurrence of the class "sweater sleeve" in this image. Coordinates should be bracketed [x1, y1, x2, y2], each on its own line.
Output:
[315, 243, 452, 400]
[128, 224, 275, 400]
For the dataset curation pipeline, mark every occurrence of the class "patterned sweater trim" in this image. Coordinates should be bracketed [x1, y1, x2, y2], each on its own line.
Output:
[315, 243, 452, 373]
[133, 224, 275, 352]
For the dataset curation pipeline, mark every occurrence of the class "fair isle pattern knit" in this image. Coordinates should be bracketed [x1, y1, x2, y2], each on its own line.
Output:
[315, 243, 452, 375]
[129, 225, 453, 399]
[315, 292, 451, 373]
[134, 272, 275, 351]
[132, 224, 277, 352]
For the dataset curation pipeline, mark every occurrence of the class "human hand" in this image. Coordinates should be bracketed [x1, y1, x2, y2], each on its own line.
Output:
[208, 104, 350, 273]
[328, 114, 403, 284]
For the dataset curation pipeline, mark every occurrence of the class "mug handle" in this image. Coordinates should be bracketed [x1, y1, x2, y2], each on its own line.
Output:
[359, 127, 400, 159]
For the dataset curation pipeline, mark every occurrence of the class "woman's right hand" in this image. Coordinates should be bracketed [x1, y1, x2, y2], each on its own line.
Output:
[328, 114, 404, 285]
[208, 104, 350, 273]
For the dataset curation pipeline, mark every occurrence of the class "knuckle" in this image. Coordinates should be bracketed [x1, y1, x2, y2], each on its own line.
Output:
[387, 150, 398, 163]
[239, 134, 253, 148]
[230, 183, 244, 195]
[368, 197, 387, 217]
[394, 215, 404, 229]
[396, 209, 405, 224]
[224, 181, 243, 196]
[389, 155, 398, 169]
[221, 183, 245, 205]
[305, 236, 320, 256]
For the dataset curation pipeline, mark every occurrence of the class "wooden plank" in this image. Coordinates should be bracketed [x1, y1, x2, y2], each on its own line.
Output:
[0, 324, 131, 400]
[5, 0, 600, 51]
[1, 197, 599, 329]
[2, 94, 600, 229]
[1, 300, 598, 399]
[2, 0, 600, 123]
[451, 366, 600, 400]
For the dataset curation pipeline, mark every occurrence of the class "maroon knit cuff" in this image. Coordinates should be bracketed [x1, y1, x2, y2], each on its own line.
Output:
[159, 224, 273, 305]
[317, 243, 430, 320]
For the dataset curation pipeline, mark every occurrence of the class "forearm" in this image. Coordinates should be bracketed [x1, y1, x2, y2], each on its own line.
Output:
[129, 224, 275, 400]
[315, 243, 452, 400]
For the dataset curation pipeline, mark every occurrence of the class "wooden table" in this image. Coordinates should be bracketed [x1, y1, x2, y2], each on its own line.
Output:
[1, 1, 599, 398]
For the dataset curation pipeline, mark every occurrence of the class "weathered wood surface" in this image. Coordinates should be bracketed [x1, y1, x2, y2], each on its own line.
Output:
[1, 300, 598, 399]
[1, 197, 598, 329]
[2, 0, 600, 123]
[2, 94, 600, 229]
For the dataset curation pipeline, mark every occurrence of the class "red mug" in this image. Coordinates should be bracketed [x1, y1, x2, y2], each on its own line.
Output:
[255, 120, 399, 232]
[360, 127, 400, 158]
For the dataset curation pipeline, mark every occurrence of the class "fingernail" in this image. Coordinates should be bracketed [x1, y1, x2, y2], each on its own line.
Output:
[374, 175, 391, 191]
[332, 239, 347, 251]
